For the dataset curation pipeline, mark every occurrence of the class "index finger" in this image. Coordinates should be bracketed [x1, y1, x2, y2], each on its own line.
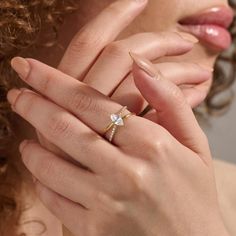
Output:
[58, 0, 148, 79]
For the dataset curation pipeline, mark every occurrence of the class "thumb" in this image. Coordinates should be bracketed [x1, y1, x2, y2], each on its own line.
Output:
[130, 52, 211, 161]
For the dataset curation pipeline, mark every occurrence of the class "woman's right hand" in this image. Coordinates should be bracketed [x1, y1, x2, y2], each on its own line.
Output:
[34, 0, 212, 165]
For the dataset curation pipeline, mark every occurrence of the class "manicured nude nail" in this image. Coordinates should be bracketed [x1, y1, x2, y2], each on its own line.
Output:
[129, 52, 159, 79]
[11, 57, 30, 80]
[177, 32, 199, 43]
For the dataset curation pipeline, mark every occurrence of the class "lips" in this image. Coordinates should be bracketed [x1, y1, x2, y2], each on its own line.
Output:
[179, 6, 234, 51]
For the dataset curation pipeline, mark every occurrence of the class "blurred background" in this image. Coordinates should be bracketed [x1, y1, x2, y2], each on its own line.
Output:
[200, 81, 236, 164]
[198, 0, 236, 164]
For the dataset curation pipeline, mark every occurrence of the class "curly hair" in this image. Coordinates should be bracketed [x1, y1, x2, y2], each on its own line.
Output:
[0, 0, 78, 235]
[0, 0, 235, 235]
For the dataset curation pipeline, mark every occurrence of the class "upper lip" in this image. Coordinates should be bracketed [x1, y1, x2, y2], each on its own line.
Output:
[179, 5, 234, 29]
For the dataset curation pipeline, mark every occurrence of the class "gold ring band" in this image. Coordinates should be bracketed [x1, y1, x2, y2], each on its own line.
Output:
[103, 106, 127, 133]
[103, 106, 135, 142]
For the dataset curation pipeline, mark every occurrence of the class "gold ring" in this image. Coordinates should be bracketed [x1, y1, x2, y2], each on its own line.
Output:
[103, 106, 135, 142]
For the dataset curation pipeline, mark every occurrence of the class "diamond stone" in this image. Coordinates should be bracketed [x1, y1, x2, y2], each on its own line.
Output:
[110, 114, 124, 126]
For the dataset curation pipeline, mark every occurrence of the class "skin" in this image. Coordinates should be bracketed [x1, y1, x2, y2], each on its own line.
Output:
[5, 0, 236, 235]
[7, 54, 228, 236]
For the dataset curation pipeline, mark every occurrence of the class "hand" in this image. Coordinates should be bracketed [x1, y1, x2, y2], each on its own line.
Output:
[58, 0, 211, 110]
[7, 56, 228, 236]
[34, 0, 212, 166]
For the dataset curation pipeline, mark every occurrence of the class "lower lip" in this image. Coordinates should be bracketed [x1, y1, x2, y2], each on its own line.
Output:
[180, 24, 232, 51]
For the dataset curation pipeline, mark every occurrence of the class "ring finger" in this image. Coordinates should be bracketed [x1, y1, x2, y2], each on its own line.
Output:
[7, 59, 162, 170]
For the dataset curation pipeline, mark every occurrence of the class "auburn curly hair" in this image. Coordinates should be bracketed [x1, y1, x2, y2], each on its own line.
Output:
[0, 0, 78, 235]
[0, 0, 235, 235]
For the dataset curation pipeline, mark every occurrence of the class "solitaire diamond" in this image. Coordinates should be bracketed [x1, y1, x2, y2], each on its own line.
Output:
[110, 114, 124, 126]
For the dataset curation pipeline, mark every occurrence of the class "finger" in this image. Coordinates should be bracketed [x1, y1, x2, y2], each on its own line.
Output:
[8, 86, 126, 173]
[111, 62, 212, 113]
[83, 32, 197, 95]
[142, 86, 211, 122]
[36, 130, 89, 170]
[141, 79, 213, 120]
[34, 180, 88, 236]
[20, 139, 97, 208]
[8, 57, 163, 153]
[154, 62, 213, 86]
[36, 61, 211, 163]
[41, 0, 148, 167]
[131, 53, 211, 164]
[36, 131, 70, 159]
[58, 0, 148, 78]
[144, 62, 213, 109]
[180, 79, 213, 107]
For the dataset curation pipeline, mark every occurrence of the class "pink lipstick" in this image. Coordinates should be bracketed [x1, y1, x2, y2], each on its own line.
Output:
[179, 6, 234, 51]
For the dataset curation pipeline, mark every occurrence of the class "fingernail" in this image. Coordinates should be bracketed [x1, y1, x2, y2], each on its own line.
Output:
[11, 57, 30, 80]
[19, 140, 28, 154]
[7, 88, 22, 106]
[177, 32, 199, 43]
[129, 52, 159, 79]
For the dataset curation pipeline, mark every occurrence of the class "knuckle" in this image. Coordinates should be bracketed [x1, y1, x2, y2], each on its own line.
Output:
[119, 161, 150, 198]
[144, 132, 171, 162]
[103, 41, 127, 59]
[69, 89, 95, 114]
[47, 114, 72, 139]
[95, 191, 112, 211]
[151, 139, 168, 157]
[127, 164, 149, 195]
[95, 191, 126, 216]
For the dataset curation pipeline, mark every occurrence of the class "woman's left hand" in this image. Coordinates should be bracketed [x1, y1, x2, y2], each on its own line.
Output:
[7, 57, 228, 236]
